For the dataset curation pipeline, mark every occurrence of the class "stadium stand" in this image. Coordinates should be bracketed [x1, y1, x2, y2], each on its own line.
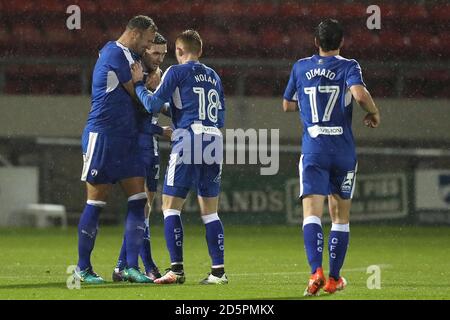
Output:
[0, 0, 448, 97]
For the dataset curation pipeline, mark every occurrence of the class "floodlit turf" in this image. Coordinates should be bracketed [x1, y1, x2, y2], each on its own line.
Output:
[0, 225, 449, 300]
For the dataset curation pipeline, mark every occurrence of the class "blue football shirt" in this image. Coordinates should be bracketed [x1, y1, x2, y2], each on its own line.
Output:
[85, 41, 140, 137]
[284, 54, 365, 156]
[135, 61, 225, 129]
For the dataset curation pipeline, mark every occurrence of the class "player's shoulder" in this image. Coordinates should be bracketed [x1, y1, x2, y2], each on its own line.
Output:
[292, 55, 315, 69]
[101, 41, 122, 55]
[335, 55, 361, 67]
[161, 65, 178, 78]
[100, 41, 132, 61]
[297, 55, 315, 63]
[166, 63, 188, 74]
[202, 64, 221, 80]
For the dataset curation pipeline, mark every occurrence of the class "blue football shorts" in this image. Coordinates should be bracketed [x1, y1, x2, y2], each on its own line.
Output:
[163, 126, 223, 199]
[298, 153, 358, 200]
[81, 131, 145, 184]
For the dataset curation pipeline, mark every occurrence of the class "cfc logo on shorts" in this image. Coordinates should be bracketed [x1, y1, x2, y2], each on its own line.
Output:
[91, 169, 98, 177]
[341, 171, 355, 193]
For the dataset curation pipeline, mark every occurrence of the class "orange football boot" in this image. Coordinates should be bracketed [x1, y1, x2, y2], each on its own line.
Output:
[303, 267, 326, 296]
[323, 276, 347, 294]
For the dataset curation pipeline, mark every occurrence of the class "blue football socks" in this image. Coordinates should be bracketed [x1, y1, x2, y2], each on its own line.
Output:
[302, 215, 324, 274]
[202, 213, 225, 267]
[163, 209, 184, 267]
[328, 223, 350, 280]
[77, 200, 105, 271]
[124, 193, 147, 269]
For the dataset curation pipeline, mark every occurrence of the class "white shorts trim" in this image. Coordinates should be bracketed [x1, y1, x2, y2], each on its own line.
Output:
[350, 162, 358, 199]
[81, 132, 98, 181]
[298, 155, 304, 197]
[166, 153, 178, 187]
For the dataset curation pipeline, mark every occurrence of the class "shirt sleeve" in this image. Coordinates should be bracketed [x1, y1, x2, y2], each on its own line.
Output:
[153, 66, 179, 103]
[109, 49, 133, 84]
[283, 65, 299, 101]
[134, 66, 178, 114]
[346, 60, 366, 87]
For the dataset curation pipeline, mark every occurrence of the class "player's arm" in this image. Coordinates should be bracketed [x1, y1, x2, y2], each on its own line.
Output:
[145, 68, 162, 91]
[144, 69, 171, 117]
[347, 60, 380, 128]
[282, 64, 300, 112]
[350, 85, 380, 128]
[131, 62, 166, 113]
[282, 99, 299, 112]
[109, 50, 139, 100]
[217, 76, 226, 128]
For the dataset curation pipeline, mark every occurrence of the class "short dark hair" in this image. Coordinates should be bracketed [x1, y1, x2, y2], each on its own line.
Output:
[176, 29, 202, 54]
[127, 15, 157, 32]
[153, 32, 167, 45]
[315, 19, 343, 52]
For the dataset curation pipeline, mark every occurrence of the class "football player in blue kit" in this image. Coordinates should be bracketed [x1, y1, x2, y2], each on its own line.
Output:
[283, 19, 380, 296]
[113, 32, 172, 282]
[75, 16, 158, 284]
[130, 30, 228, 285]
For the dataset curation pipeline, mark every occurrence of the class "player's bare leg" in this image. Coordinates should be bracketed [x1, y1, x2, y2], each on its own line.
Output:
[198, 196, 219, 215]
[154, 195, 187, 284]
[75, 182, 111, 284]
[162, 194, 185, 211]
[302, 195, 326, 296]
[328, 194, 350, 224]
[119, 176, 145, 197]
[324, 194, 350, 293]
[198, 196, 227, 284]
[86, 182, 111, 202]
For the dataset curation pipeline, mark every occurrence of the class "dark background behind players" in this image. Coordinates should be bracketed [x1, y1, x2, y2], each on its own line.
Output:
[0, 1, 449, 226]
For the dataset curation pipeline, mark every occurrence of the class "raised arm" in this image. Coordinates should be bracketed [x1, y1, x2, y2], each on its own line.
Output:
[131, 62, 166, 114]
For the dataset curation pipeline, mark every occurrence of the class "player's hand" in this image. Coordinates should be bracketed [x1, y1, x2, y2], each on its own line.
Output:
[145, 67, 161, 91]
[363, 111, 380, 128]
[131, 62, 144, 83]
[161, 126, 173, 140]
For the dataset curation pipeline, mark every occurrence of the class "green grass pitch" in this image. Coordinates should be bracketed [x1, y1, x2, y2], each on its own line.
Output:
[0, 225, 449, 300]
